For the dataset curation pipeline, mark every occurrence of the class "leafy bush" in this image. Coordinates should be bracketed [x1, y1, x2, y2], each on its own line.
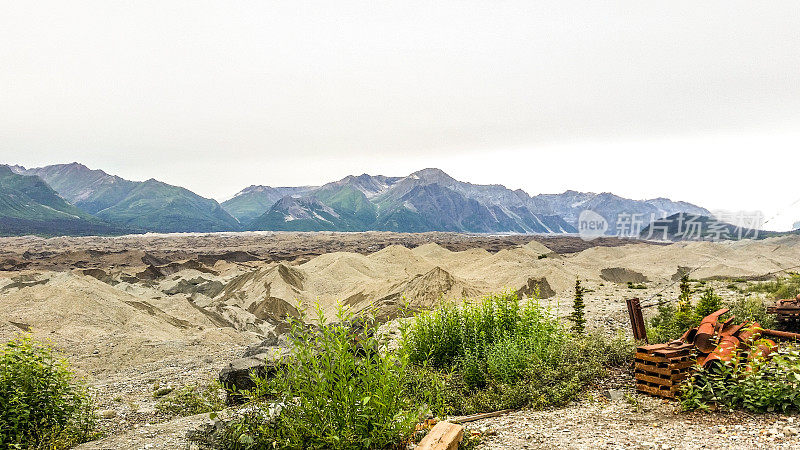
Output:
[0, 335, 98, 449]
[747, 273, 800, 300]
[681, 343, 800, 413]
[402, 292, 634, 415]
[220, 304, 420, 450]
[156, 382, 226, 417]
[404, 291, 558, 370]
[725, 296, 775, 330]
[648, 284, 771, 343]
[695, 287, 723, 319]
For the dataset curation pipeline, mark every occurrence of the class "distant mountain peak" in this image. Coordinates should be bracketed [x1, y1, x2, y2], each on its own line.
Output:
[3, 164, 27, 174]
[409, 168, 455, 183]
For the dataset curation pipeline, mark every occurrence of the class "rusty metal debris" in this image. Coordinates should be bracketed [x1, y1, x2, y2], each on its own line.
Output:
[633, 306, 800, 399]
[626, 298, 648, 342]
[767, 294, 800, 330]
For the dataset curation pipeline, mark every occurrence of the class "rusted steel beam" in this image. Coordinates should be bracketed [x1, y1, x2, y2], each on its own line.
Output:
[626, 298, 648, 342]
[762, 328, 800, 341]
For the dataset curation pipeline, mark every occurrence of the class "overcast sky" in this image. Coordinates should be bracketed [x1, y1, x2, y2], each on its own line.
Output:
[2, 1, 799, 230]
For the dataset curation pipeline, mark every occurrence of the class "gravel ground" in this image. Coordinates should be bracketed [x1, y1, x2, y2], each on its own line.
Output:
[79, 390, 800, 450]
[470, 390, 800, 449]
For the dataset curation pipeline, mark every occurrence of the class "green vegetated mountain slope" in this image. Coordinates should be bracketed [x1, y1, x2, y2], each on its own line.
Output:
[246, 168, 712, 234]
[221, 185, 316, 224]
[21, 163, 138, 214]
[94, 179, 241, 233]
[12, 163, 240, 234]
[0, 166, 130, 236]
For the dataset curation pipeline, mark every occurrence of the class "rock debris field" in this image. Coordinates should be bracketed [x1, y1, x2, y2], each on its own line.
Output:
[1, 231, 799, 449]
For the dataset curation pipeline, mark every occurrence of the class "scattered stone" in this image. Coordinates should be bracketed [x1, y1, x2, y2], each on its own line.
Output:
[603, 389, 625, 402]
[218, 351, 288, 404]
[153, 387, 173, 397]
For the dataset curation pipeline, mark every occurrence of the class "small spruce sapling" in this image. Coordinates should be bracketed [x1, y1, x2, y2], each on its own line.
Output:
[673, 274, 696, 333]
[569, 278, 587, 334]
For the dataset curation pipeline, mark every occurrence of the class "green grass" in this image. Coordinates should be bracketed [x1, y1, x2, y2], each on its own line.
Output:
[401, 291, 634, 415]
[746, 273, 800, 300]
[0, 335, 99, 449]
[155, 382, 226, 418]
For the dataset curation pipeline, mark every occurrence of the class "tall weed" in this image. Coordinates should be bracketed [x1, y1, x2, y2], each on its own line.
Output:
[221, 303, 419, 450]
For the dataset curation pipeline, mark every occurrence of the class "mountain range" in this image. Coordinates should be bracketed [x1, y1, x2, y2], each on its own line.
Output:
[0, 165, 129, 236]
[2, 162, 713, 237]
[9, 163, 238, 234]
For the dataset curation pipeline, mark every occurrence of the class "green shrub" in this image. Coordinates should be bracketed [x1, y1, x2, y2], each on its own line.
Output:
[695, 287, 723, 319]
[0, 335, 98, 449]
[402, 292, 633, 415]
[648, 285, 768, 343]
[746, 273, 800, 300]
[220, 304, 419, 450]
[648, 301, 698, 344]
[681, 344, 800, 413]
[724, 296, 775, 330]
[404, 291, 558, 370]
[156, 382, 226, 417]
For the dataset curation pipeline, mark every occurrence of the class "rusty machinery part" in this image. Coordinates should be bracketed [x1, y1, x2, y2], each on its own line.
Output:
[767, 294, 800, 330]
[634, 308, 800, 399]
[693, 308, 730, 353]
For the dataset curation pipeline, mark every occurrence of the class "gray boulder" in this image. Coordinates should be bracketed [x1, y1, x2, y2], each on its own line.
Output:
[219, 331, 292, 404]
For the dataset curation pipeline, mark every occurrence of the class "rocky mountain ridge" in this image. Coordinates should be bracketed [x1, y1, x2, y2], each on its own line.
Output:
[3, 162, 712, 236]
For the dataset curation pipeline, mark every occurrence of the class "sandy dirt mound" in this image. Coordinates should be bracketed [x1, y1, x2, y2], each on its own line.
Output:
[600, 267, 649, 284]
[0, 272, 251, 377]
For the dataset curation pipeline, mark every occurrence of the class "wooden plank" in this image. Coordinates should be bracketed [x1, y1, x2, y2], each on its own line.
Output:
[652, 347, 692, 358]
[635, 372, 676, 386]
[635, 361, 695, 374]
[635, 372, 688, 385]
[416, 421, 464, 450]
[637, 344, 669, 352]
[635, 352, 690, 364]
[636, 383, 677, 399]
[635, 359, 695, 370]
[634, 352, 670, 363]
[635, 367, 688, 381]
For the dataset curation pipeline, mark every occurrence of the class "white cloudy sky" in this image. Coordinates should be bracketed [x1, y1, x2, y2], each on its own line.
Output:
[2, 1, 799, 230]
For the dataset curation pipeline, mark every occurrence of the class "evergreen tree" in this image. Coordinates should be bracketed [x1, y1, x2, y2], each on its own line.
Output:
[695, 287, 722, 319]
[673, 274, 696, 334]
[569, 278, 586, 334]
